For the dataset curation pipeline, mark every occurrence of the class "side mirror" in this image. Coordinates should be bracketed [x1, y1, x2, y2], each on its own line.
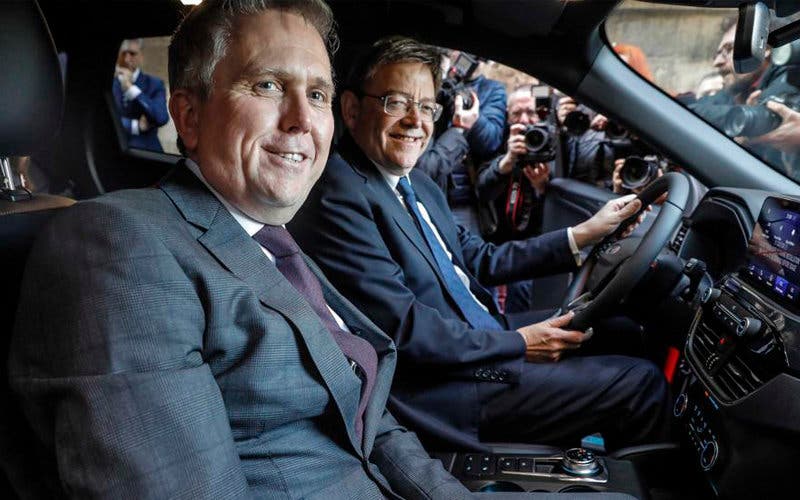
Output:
[734, 1, 770, 73]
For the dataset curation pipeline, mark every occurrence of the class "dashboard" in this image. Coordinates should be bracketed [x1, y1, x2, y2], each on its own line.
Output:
[670, 188, 800, 498]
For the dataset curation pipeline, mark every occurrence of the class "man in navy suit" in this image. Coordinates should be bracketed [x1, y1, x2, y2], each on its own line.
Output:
[112, 38, 169, 152]
[290, 37, 670, 453]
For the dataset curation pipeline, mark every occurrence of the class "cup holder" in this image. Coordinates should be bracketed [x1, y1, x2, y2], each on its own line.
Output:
[478, 481, 526, 492]
[559, 485, 599, 492]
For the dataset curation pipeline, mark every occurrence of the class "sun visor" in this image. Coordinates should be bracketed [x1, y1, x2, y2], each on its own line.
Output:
[473, 0, 566, 38]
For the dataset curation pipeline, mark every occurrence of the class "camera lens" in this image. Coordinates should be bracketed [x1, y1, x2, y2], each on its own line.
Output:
[724, 105, 782, 137]
[564, 110, 589, 135]
[525, 127, 548, 151]
[621, 157, 657, 190]
[521, 124, 556, 162]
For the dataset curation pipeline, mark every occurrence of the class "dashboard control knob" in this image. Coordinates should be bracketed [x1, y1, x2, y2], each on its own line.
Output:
[736, 317, 763, 338]
[561, 448, 601, 476]
[674, 393, 689, 418]
[700, 440, 719, 471]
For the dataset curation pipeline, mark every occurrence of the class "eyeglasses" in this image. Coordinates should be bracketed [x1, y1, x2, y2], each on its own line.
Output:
[361, 92, 443, 122]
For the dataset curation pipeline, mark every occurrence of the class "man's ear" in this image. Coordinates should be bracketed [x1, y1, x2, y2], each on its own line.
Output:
[169, 89, 201, 153]
[340, 90, 361, 132]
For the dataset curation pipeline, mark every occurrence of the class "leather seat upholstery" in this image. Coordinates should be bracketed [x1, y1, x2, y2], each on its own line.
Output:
[0, 1, 75, 496]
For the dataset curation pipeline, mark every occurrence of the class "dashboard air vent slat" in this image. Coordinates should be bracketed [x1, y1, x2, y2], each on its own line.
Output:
[689, 320, 765, 403]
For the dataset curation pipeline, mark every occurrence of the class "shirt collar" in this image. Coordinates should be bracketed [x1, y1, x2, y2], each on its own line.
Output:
[372, 161, 410, 192]
[132, 68, 141, 82]
[183, 158, 266, 236]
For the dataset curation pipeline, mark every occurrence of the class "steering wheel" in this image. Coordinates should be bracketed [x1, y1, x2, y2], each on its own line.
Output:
[563, 172, 691, 331]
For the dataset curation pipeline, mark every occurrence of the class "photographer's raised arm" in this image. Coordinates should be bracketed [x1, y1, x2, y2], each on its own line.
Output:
[747, 101, 800, 153]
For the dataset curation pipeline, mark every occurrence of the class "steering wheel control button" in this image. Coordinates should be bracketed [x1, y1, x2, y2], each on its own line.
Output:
[561, 448, 601, 476]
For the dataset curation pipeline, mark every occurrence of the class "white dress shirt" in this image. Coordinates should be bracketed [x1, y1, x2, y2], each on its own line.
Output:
[374, 165, 491, 313]
[184, 159, 351, 330]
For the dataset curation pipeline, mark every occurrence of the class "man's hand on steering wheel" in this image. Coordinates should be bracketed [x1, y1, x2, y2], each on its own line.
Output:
[572, 194, 644, 248]
[564, 172, 690, 331]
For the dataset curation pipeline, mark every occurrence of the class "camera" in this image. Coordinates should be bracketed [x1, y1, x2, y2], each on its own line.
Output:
[723, 94, 800, 137]
[437, 52, 478, 115]
[438, 79, 475, 111]
[518, 123, 557, 164]
[529, 85, 553, 121]
[620, 156, 660, 190]
[563, 109, 590, 135]
[604, 120, 629, 141]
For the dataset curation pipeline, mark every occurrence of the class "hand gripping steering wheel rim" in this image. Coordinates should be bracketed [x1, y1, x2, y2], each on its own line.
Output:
[565, 172, 691, 331]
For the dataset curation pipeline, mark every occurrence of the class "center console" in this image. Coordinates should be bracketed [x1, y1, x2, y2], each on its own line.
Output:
[675, 196, 800, 497]
[433, 447, 646, 496]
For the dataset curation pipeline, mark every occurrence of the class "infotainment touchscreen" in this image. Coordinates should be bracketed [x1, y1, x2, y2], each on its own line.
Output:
[741, 196, 800, 311]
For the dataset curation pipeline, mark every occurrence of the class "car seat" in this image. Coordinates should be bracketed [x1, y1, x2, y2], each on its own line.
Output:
[0, 1, 75, 497]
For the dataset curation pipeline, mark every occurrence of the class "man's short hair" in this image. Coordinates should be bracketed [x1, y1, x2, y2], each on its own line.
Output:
[120, 38, 144, 52]
[168, 0, 338, 101]
[345, 36, 442, 94]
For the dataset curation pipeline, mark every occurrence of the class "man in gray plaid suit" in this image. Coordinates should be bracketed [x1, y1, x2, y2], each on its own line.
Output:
[8, 1, 634, 498]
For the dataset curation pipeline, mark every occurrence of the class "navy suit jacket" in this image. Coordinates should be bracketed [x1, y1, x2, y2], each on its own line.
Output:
[9, 163, 486, 499]
[290, 136, 578, 450]
[112, 70, 169, 152]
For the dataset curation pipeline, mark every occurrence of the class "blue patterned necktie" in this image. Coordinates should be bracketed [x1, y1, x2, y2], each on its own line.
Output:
[396, 177, 502, 330]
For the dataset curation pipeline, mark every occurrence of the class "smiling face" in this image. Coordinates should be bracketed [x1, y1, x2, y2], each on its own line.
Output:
[180, 10, 334, 225]
[343, 62, 435, 177]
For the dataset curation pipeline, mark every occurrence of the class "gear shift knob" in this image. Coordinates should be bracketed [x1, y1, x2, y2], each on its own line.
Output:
[561, 447, 601, 476]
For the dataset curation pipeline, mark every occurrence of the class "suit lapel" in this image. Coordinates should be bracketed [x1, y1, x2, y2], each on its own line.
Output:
[160, 165, 367, 456]
[374, 174, 442, 274]
[307, 256, 397, 455]
[340, 139, 446, 284]
[413, 181, 500, 312]
[411, 175, 467, 269]
[134, 71, 146, 90]
[339, 137, 491, 317]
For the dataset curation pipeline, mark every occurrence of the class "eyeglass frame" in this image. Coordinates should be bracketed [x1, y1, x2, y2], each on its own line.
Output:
[358, 91, 443, 122]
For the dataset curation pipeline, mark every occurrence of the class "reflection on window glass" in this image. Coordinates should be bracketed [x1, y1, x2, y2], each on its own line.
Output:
[112, 36, 178, 155]
[607, 0, 800, 183]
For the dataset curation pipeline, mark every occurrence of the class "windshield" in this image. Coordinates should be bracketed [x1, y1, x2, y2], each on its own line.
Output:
[606, 0, 800, 183]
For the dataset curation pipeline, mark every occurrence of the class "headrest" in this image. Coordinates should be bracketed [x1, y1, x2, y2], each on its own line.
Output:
[0, 0, 64, 157]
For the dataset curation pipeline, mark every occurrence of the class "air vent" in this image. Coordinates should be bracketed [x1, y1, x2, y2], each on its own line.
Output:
[689, 322, 764, 403]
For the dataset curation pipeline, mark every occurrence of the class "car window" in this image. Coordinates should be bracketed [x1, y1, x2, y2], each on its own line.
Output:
[111, 36, 179, 155]
[606, 1, 800, 184]
[434, 47, 623, 190]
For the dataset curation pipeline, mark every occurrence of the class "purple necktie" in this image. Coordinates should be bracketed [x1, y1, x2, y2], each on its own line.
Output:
[253, 225, 377, 442]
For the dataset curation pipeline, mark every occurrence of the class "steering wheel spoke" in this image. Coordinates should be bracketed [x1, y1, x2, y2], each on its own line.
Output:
[564, 172, 691, 331]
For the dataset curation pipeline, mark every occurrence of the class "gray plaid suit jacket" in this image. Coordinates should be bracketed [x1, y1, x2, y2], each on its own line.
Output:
[8, 164, 476, 499]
